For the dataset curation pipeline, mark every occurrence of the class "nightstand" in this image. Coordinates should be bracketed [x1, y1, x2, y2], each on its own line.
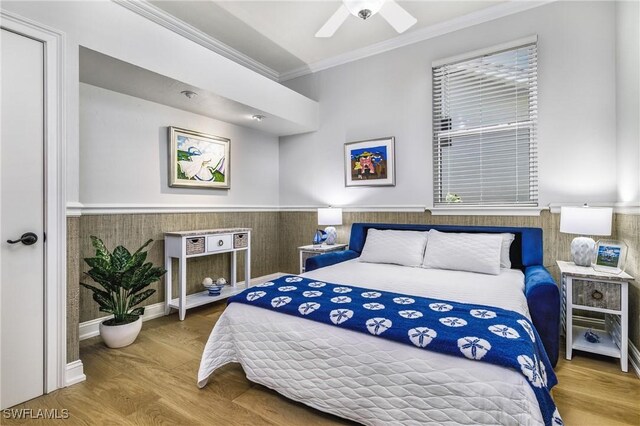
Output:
[298, 244, 348, 274]
[557, 260, 633, 372]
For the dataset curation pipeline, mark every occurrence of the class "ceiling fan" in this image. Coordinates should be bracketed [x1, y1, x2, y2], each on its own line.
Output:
[315, 0, 417, 38]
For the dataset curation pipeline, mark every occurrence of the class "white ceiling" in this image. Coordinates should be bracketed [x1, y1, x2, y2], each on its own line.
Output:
[150, 1, 504, 75]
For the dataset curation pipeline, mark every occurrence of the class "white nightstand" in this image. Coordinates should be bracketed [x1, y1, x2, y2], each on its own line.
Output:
[557, 260, 633, 372]
[298, 244, 348, 274]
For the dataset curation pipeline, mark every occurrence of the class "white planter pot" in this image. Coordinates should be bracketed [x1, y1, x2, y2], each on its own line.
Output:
[99, 317, 142, 348]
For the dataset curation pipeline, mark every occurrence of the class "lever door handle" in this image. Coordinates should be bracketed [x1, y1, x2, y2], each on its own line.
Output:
[7, 232, 38, 246]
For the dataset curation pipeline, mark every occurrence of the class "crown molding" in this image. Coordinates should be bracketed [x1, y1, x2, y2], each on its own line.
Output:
[279, 0, 554, 82]
[113, 0, 554, 84]
[112, 0, 280, 81]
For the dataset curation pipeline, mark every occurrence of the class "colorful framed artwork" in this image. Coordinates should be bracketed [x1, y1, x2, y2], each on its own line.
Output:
[344, 137, 395, 187]
[169, 127, 230, 189]
[592, 240, 627, 274]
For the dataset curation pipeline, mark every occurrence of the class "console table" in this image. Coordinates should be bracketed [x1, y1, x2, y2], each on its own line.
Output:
[164, 228, 251, 320]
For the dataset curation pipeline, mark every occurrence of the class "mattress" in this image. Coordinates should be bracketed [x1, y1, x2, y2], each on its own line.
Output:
[198, 260, 544, 425]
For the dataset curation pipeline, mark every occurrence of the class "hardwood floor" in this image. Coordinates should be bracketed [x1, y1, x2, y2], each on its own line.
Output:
[5, 301, 640, 425]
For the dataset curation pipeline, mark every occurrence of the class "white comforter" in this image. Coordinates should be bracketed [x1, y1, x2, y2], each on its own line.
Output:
[198, 260, 544, 425]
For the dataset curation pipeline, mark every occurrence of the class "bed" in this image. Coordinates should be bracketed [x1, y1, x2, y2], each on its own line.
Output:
[198, 224, 560, 425]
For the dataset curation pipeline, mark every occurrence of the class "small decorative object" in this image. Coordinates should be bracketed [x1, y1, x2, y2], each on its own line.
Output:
[202, 277, 214, 287]
[318, 207, 343, 245]
[169, 126, 230, 189]
[559, 205, 613, 267]
[584, 328, 601, 344]
[344, 137, 395, 187]
[593, 240, 628, 274]
[207, 285, 223, 296]
[81, 237, 166, 348]
[313, 229, 326, 246]
[216, 277, 228, 286]
[445, 193, 462, 203]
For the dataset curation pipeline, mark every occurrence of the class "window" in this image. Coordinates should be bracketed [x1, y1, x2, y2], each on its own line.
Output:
[432, 38, 538, 207]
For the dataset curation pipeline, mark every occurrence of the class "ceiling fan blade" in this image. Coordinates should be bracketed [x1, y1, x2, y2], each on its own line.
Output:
[378, 1, 417, 34]
[315, 5, 350, 38]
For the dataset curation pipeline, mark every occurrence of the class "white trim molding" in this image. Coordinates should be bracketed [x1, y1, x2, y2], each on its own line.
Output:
[80, 301, 166, 341]
[629, 340, 640, 379]
[548, 202, 616, 214]
[280, 1, 554, 81]
[1, 9, 68, 394]
[112, 0, 553, 83]
[113, 0, 279, 81]
[65, 360, 86, 387]
[428, 206, 547, 216]
[280, 205, 426, 213]
[614, 201, 640, 215]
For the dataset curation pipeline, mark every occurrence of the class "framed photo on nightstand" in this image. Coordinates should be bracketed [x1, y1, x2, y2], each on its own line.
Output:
[593, 240, 627, 274]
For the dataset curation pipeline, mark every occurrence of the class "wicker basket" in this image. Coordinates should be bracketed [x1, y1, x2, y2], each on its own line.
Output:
[185, 237, 205, 255]
[233, 233, 249, 249]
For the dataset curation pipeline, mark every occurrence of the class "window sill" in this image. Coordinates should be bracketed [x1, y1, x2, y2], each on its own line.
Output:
[427, 206, 547, 216]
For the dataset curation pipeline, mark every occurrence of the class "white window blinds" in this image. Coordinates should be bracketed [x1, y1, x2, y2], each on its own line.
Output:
[432, 40, 538, 206]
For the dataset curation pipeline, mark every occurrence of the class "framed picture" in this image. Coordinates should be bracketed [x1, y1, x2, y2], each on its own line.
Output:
[169, 126, 230, 189]
[344, 137, 395, 187]
[593, 240, 628, 274]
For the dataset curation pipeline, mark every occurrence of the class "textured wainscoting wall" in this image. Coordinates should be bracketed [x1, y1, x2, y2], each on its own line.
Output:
[278, 211, 577, 281]
[616, 213, 640, 350]
[77, 212, 279, 323]
[67, 217, 80, 362]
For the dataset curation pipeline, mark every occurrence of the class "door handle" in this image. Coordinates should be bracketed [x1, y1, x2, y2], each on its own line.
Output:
[7, 232, 38, 246]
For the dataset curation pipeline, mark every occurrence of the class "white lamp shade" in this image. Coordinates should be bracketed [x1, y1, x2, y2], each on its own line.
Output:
[560, 206, 612, 236]
[318, 207, 343, 226]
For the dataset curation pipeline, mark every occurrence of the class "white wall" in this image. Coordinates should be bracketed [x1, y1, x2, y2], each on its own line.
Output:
[280, 1, 618, 209]
[79, 83, 279, 206]
[616, 0, 640, 205]
[1, 1, 317, 207]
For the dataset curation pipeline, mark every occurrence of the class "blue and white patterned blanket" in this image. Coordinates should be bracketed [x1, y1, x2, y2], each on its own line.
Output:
[228, 275, 562, 426]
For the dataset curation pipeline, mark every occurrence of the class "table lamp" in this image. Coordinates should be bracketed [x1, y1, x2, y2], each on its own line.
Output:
[318, 207, 343, 245]
[560, 205, 612, 266]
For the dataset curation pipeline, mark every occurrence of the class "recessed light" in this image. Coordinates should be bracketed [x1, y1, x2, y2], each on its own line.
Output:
[181, 90, 198, 99]
[252, 114, 265, 122]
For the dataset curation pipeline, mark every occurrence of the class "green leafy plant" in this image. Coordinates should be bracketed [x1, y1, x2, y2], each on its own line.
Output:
[81, 236, 166, 326]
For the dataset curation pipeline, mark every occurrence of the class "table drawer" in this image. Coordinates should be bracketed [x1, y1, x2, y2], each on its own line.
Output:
[185, 237, 205, 255]
[207, 235, 232, 253]
[572, 279, 621, 310]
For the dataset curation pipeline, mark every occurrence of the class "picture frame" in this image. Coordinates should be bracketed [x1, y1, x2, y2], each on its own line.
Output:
[592, 239, 628, 274]
[169, 126, 230, 189]
[344, 137, 395, 187]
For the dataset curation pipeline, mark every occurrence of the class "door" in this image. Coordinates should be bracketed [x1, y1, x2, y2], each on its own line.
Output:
[0, 28, 45, 409]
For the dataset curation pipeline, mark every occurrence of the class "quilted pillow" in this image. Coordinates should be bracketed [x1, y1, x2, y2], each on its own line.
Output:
[359, 229, 429, 267]
[422, 230, 502, 275]
[476, 233, 516, 269]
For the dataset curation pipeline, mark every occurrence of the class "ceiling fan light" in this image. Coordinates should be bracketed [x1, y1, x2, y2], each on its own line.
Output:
[345, 0, 384, 20]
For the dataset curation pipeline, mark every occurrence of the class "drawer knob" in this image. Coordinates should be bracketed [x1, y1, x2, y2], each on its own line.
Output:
[591, 289, 603, 300]
[218, 239, 224, 247]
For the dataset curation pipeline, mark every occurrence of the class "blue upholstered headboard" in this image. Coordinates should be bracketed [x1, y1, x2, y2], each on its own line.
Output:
[348, 223, 544, 271]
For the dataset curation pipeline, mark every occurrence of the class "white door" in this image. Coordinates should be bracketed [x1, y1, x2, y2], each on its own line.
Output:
[0, 28, 45, 409]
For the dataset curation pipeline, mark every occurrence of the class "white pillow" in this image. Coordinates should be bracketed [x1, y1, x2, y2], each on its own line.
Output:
[476, 233, 515, 269]
[422, 230, 502, 275]
[359, 229, 429, 267]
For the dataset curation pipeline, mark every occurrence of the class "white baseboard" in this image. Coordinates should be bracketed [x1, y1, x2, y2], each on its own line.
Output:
[65, 360, 86, 386]
[79, 301, 166, 341]
[629, 341, 640, 379]
[78, 273, 285, 341]
[573, 315, 640, 379]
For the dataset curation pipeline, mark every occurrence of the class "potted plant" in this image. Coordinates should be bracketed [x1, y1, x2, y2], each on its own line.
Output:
[81, 236, 166, 348]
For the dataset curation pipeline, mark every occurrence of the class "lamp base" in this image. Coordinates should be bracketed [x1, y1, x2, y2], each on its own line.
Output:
[324, 226, 337, 245]
[571, 236, 595, 267]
